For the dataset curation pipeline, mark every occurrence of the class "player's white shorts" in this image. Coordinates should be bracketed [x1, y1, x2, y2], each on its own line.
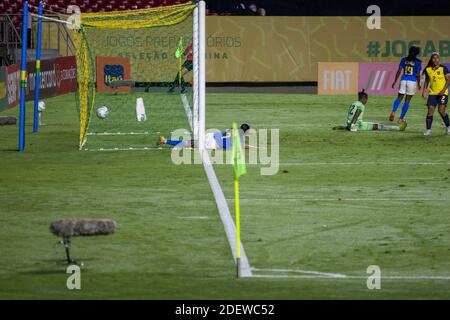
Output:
[205, 132, 218, 150]
[399, 80, 417, 95]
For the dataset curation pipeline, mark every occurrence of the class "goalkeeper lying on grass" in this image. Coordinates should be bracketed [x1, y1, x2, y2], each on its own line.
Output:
[157, 123, 254, 149]
[334, 89, 408, 132]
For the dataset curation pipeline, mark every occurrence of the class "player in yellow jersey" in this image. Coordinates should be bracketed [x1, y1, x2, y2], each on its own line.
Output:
[422, 52, 450, 136]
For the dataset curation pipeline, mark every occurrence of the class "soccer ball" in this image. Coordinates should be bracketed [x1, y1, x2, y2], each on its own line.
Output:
[97, 106, 109, 119]
[38, 101, 46, 112]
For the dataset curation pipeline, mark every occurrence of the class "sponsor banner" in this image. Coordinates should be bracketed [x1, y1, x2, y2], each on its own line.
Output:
[323, 62, 450, 96]
[204, 16, 448, 82]
[26, 59, 58, 99]
[6, 64, 20, 109]
[0, 67, 7, 111]
[96, 56, 131, 93]
[0, 56, 77, 111]
[359, 63, 398, 96]
[55, 56, 77, 95]
[318, 63, 359, 95]
[64, 16, 449, 82]
[443, 63, 450, 72]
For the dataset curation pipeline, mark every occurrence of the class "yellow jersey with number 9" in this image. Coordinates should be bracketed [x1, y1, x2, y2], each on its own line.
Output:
[425, 65, 450, 95]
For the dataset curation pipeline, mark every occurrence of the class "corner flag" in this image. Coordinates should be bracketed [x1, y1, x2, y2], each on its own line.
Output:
[232, 123, 247, 178]
[175, 36, 184, 87]
[232, 122, 246, 277]
[175, 36, 184, 58]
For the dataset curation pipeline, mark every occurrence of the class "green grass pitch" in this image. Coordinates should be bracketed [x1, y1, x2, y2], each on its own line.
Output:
[1, 92, 450, 299]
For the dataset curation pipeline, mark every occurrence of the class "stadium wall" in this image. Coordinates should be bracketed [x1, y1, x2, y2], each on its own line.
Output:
[204, 16, 449, 82]
[39, 15, 449, 83]
[0, 56, 77, 112]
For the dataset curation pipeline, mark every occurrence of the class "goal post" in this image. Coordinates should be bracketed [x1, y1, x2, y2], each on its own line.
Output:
[73, 1, 205, 151]
[198, 0, 206, 151]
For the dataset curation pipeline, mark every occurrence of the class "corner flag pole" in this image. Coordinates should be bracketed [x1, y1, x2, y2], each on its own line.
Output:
[235, 175, 241, 277]
[231, 122, 246, 278]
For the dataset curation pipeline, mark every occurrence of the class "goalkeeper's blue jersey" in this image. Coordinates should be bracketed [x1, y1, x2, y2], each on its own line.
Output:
[213, 129, 244, 150]
[214, 129, 233, 150]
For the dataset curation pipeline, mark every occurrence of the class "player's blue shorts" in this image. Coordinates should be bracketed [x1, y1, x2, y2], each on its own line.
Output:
[427, 95, 448, 107]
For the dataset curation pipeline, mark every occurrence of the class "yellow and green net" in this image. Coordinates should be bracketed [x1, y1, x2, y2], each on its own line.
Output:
[74, 2, 196, 150]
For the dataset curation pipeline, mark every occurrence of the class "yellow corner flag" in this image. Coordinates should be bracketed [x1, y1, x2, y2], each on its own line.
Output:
[232, 123, 247, 178]
[232, 122, 246, 277]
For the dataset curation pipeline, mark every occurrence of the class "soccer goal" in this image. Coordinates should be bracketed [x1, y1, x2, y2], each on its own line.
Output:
[74, 1, 206, 151]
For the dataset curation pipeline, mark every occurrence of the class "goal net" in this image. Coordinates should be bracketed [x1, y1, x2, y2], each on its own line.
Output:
[74, 2, 202, 151]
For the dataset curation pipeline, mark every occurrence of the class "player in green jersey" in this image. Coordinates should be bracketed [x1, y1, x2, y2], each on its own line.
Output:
[335, 89, 408, 132]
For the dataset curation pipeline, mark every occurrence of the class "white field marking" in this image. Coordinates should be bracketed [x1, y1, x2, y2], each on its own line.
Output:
[212, 161, 450, 166]
[252, 274, 345, 279]
[181, 94, 194, 131]
[180, 92, 252, 276]
[176, 216, 209, 220]
[251, 268, 450, 281]
[84, 147, 165, 152]
[252, 268, 346, 278]
[201, 149, 253, 277]
[226, 198, 450, 202]
[87, 131, 191, 136]
[87, 132, 151, 136]
[278, 162, 450, 166]
[251, 274, 450, 281]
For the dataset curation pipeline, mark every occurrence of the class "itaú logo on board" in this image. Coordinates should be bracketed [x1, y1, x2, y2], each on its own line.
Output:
[103, 64, 125, 86]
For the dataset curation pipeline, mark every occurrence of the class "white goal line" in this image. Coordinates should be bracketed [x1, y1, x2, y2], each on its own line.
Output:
[181, 94, 194, 131]
[211, 161, 450, 166]
[251, 274, 450, 281]
[83, 147, 165, 152]
[278, 162, 450, 166]
[87, 132, 152, 136]
[226, 198, 450, 202]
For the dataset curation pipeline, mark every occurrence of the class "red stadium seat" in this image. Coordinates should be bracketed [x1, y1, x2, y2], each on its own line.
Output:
[1, 0, 194, 19]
